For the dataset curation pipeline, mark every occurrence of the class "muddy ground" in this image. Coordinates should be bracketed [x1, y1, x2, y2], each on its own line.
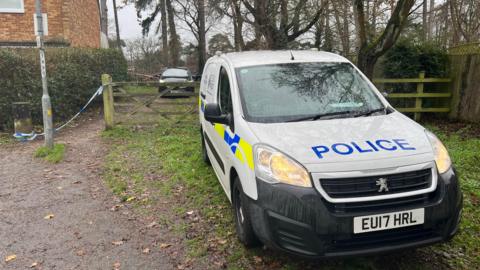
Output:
[0, 116, 177, 270]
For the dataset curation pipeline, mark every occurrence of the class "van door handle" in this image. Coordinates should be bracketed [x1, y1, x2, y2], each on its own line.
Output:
[200, 92, 206, 99]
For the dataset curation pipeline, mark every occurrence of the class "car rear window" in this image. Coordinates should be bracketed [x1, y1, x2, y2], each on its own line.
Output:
[162, 68, 189, 77]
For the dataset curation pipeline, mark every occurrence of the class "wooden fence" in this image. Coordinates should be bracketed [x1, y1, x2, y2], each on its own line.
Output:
[101, 74, 199, 129]
[101, 72, 453, 128]
[373, 71, 452, 121]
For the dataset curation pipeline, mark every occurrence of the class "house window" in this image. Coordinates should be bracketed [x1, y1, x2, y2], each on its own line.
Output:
[0, 0, 25, 13]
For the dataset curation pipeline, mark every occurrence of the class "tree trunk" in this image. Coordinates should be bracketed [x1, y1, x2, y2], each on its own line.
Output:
[323, 4, 332, 52]
[314, 20, 324, 49]
[355, 0, 415, 78]
[422, 0, 428, 41]
[99, 0, 108, 48]
[332, 0, 349, 56]
[160, 0, 169, 65]
[427, 0, 434, 40]
[342, 0, 350, 56]
[242, 0, 323, 50]
[198, 0, 207, 72]
[253, 0, 263, 49]
[112, 0, 121, 49]
[100, 0, 108, 36]
[232, 0, 244, 51]
[166, 0, 180, 66]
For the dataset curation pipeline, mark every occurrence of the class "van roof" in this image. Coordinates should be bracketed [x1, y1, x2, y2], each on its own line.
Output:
[221, 50, 350, 68]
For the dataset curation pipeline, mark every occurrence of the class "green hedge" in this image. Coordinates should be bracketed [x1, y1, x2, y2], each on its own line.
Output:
[383, 40, 449, 78]
[0, 48, 127, 131]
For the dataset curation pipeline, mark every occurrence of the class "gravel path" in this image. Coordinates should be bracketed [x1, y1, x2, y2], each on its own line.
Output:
[0, 117, 174, 270]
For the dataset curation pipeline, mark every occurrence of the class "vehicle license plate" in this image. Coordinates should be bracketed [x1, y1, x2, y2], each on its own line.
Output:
[353, 208, 424, 234]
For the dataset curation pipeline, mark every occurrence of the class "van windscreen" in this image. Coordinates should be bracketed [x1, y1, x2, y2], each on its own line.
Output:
[235, 62, 385, 123]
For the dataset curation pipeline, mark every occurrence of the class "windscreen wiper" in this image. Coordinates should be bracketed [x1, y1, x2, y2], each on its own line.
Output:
[353, 107, 386, 118]
[286, 111, 354, 122]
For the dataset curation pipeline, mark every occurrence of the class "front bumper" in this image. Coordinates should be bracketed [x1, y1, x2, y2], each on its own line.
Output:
[248, 168, 463, 258]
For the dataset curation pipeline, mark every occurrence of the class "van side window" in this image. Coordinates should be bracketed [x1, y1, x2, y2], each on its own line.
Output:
[218, 67, 233, 115]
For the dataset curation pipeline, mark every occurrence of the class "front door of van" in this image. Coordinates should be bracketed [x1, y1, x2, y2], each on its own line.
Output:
[205, 66, 235, 190]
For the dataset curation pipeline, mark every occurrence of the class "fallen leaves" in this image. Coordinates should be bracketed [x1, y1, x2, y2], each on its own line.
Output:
[5, 254, 16, 262]
[112, 240, 124, 246]
[159, 243, 172, 249]
[44, 214, 54, 220]
[110, 204, 123, 211]
[142, 248, 150, 254]
[113, 262, 121, 270]
[146, 221, 158, 228]
[126, 196, 136, 202]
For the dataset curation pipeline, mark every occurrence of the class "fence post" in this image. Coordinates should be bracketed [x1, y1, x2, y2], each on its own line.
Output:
[414, 71, 425, 121]
[102, 74, 115, 129]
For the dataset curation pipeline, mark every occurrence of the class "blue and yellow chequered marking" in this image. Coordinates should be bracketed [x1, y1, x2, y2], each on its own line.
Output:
[214, 123, 254, 170]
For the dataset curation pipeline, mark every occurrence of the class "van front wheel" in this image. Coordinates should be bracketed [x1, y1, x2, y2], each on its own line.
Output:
[232, 179, 261, 247]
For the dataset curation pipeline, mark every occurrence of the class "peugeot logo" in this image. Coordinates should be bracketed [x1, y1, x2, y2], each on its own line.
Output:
[376, 177, 389, 192]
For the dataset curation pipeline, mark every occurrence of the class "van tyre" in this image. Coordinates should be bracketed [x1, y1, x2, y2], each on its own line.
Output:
[201, 133, 211, 165]
[232, 178, 261, 247]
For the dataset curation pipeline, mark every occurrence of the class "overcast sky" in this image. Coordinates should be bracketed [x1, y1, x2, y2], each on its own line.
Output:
[106, 0, 143, 40]
[106, 0, 232, 49]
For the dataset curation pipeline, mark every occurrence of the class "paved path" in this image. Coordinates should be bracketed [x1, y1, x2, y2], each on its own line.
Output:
[0, 117, 173, 270]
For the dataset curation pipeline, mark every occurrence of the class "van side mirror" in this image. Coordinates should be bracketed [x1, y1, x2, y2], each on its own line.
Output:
[204, 103, 231, 125]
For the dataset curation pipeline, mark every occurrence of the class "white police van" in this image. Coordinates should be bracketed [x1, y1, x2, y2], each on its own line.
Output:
[198, 51, 462, 257]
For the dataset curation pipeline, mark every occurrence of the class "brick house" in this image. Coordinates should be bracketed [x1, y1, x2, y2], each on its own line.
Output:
[0, 0, 105, 48]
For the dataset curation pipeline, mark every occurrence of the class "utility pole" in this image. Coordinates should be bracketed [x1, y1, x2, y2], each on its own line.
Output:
[35, 0, 54, 148]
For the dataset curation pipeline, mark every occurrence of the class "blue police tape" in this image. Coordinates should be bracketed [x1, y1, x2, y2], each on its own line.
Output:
[13, 85, 104, 142]
[13, 131, 39, 142]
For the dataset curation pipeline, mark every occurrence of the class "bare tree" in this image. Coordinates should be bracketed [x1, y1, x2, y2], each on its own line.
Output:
[175, 0, 213, 71]
[354, 0, 416, 78]
[112, 0, 122, 49]
[422, 0, 428, 41]
[134, 0, 180, 66]
[166, 0, 181, 66]
[214, 0, 245, 51]
[126, 37, 164, 74]
[332, 0, 351, 56]
[160, 0, 169, 64]
[449, 0, 480, 44]
[427, 0, 435, 40]
[240, 0, 326, 49]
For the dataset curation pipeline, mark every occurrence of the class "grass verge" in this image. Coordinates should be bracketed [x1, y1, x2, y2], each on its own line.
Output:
[102, 95, 479, 269]
[0, 133, 13, 146]
[34, 144, 66, 163]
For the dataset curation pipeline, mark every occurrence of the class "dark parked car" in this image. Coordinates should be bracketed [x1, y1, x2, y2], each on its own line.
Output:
[159, 68, 195, 94]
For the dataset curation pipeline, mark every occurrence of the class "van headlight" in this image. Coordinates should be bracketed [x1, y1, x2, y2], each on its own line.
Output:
[254, 145, 312, 187]
[425, 130, 452, 174]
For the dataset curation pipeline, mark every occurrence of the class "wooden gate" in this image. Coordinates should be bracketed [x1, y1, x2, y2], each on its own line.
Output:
[101, 74, 199, 129]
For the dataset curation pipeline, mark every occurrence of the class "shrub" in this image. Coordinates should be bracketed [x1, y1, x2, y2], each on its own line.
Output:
[383, 40, 449, 78]
[381, 41, 450, 111]
[0, 48, 127, 131]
